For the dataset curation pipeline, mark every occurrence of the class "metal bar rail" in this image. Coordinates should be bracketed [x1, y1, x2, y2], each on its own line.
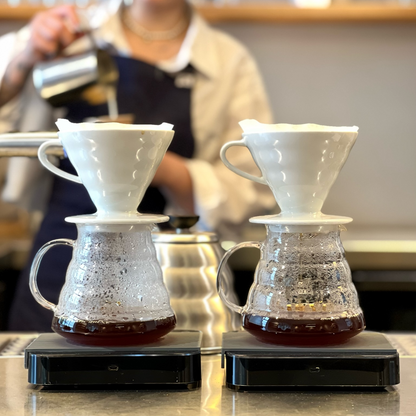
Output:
[0, 133, 63, 158]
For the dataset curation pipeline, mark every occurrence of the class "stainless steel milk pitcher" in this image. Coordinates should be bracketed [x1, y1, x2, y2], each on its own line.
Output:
[32, 42, 118, 108]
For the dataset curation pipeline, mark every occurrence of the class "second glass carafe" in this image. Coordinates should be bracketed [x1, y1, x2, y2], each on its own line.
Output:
[217, 224, 365, 346]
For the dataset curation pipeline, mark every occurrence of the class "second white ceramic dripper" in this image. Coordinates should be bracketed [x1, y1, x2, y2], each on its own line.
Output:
[220, 119, 358, 224]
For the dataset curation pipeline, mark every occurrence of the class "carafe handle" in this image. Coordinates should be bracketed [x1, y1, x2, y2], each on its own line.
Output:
[38, 139, 82, 183]
[29, 238, 75, 313]
[217, 241, 261, 315]
[220, 138, 267, 185]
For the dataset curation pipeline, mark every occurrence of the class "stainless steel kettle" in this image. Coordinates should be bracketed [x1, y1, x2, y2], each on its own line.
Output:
[152, 216, 241, 354]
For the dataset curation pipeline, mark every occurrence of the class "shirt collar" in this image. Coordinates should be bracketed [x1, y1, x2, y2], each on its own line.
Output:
[94, 1, 219, 80]
[186, 12, 220, 80]
[157, 11, 220, 80]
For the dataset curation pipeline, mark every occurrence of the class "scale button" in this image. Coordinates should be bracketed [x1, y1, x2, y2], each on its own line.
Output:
[309, 366, 321, 373]
[108, 364, 119, 371]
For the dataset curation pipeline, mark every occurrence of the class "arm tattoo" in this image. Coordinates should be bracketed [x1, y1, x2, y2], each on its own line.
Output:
[0, 57, 33, 107]
[17, 60, 32, 75]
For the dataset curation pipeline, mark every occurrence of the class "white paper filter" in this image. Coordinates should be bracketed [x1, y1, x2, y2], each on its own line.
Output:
[239, 119, 359, 134]
[56, 119, 174, 132]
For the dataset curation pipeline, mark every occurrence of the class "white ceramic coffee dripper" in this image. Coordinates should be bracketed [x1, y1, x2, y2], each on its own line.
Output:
[38, 119, 174, 223]
[220, 119, 358, 225]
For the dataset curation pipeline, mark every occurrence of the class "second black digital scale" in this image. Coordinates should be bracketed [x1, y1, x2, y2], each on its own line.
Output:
[221, 331, 400, 390]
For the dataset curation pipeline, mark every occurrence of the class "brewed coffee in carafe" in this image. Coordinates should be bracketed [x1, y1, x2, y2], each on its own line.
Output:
[243, 225, 364, 345]
[47, 223, 176, 347]
[218, 121, 365, 345]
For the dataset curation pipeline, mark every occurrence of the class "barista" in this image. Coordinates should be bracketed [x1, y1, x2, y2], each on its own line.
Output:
[0, 0, 274, 331]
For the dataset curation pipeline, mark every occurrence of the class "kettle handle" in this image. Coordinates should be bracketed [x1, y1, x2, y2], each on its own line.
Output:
[29, 238, 75, 313]
[38, 139, 82, 183]
[217, 241, 261, 315]
[220, 138, 267, 185]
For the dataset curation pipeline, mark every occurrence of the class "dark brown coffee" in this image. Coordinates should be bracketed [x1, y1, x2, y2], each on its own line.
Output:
[242, 313, 365, 346]
[52, 315, 176, 346]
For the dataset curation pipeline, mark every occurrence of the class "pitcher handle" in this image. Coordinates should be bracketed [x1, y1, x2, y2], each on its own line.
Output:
[220, 138, 267, 185]
[38, 139, 82, 183]
[29, 238, 75, 313]
[217, 241, 261, 315]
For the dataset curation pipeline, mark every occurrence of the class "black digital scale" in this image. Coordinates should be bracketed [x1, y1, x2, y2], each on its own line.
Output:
[24, 330, 202, 389]
[24, 330, 400, 391]
[221, 331, 400, 390]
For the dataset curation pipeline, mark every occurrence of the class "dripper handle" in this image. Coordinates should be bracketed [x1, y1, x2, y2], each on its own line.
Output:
[29, 238, 75, 313]
[220, 138, 267, 185]
[38, 139, 82, 183]
[217, 241, 261, 315]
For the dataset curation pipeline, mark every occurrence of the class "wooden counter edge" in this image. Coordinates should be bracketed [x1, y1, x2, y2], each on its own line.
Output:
[2, 4, 416, 23]
[199, 4, 416, 24]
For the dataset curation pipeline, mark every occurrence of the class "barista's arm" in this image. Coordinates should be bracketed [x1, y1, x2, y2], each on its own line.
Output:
[0, 52, 36, 108]
[151, 151, 195, 213]
[0, 5, 81, 108]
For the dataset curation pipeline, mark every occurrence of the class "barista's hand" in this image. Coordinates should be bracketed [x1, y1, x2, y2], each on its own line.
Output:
[22, 5, 82, 67]
[0, 5, 83, 108]
[152, 152, 195, 213]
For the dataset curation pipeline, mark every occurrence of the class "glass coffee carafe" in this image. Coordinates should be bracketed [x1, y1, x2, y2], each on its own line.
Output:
[31, 223, 176, 346]
[217, 224, 365, 346]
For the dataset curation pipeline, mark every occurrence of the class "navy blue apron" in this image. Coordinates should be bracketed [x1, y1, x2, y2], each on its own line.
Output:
[8, 57, 195, 331]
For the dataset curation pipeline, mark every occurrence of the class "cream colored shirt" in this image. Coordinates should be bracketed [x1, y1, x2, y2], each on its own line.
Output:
[0, 0, 275, 240]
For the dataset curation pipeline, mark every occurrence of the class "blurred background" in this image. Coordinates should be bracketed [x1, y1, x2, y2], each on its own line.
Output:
[0, 0, 415, 332]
